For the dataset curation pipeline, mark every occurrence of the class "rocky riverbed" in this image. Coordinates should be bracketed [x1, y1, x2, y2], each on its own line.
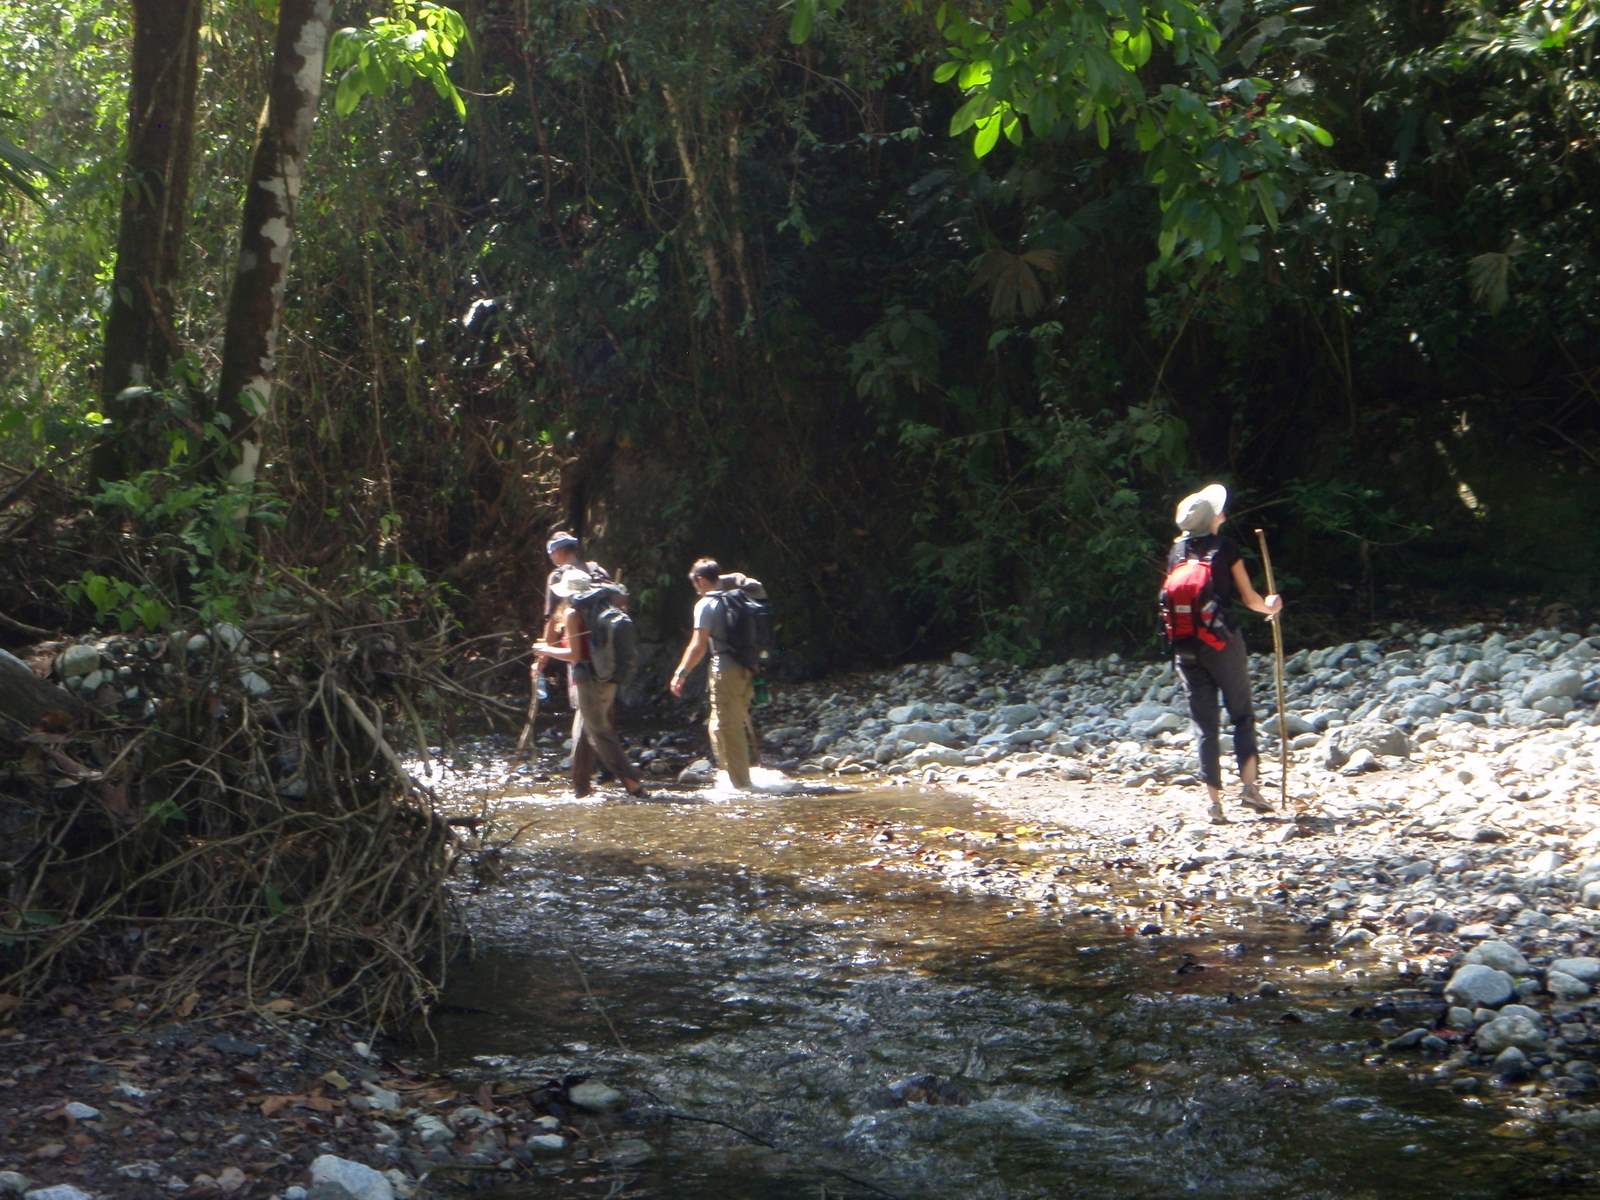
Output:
[9, 618, 1600, 1197]
[740, 620, 1600, 1150]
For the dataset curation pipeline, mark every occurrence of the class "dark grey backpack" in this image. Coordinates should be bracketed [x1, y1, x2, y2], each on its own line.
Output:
[573, 584, 637, 685]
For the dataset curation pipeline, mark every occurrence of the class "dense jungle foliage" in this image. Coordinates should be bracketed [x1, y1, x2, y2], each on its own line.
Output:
[2, 0, 1597, 669]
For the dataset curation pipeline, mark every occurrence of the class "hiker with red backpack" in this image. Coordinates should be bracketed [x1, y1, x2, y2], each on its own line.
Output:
[1159, 484, 1283, 824]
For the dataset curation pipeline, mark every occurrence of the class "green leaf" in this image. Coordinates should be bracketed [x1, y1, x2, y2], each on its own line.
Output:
[1095, 108, 1110, 149]
[974, 114, 1002, 157]
[932, 61, 961, 83]
[1253, 177, 1279, 231]
[958, 59, 992, 90]
[788, 0, 816, 44]
[949, 94, 989, 136]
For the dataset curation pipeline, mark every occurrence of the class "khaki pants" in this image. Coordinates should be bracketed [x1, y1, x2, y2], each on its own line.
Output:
[571, 677, 635, 792]
[708, 660, 754, 789]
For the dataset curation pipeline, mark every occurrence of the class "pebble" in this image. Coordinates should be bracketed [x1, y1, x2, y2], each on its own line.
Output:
[1445, 964, 1515, 1009]
[568, 1080, 625, 1112]
[62, 1101, 101, 1121]
[411, 1115, 452, 1147]
[308, 1155, 394, 1200]
[22, 1189, 93, 1200]
[0, 1175, 29, 1199]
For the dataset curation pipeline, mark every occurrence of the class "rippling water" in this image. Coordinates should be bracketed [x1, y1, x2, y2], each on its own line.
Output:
[421, 748, 1573, 1199]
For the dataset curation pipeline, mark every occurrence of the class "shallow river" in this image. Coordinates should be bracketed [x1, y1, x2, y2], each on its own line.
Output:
[425, 759, 1567, 1199]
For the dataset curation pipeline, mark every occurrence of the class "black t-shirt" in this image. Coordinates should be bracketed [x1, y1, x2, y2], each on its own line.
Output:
[1166, 534, 1241, 627]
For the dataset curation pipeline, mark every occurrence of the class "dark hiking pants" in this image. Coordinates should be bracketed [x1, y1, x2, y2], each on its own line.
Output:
[1174, 633, 1258, 789]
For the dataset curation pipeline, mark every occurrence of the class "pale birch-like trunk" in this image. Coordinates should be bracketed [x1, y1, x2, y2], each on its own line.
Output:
[213, 0, 334, 489]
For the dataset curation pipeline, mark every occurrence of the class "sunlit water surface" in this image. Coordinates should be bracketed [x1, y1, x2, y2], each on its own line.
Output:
[421, 750, 1574, 1199]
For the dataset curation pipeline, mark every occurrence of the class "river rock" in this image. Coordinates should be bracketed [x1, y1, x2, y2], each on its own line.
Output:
[309, 1155, 393, 1200]
[1551, 957, 1600, 984]
[885, 703, 929, 724]
[412, 1115, 452, 1147]
[527, 1134, 566, 1153]
[994, 703, 1041, 730]
[1445, 964, 1515, 1008]
[1493, 1046, 1531, 1080]
[62, 1101, 101, 1121]
[23, 1190, 92, 1200]
[902, 746, 966, 769]
[58, 645, 100, 679]
[1475, 1014, 1545, 1054]
[0, 1175, 29, 1199]
[1523, 670, 1584, 706]
[1336, 722, 1412, 758]
[1548, 970, 1591, 1000]
[568, 1080, 625, 1112]
[1465, 940, 1531, 976]
[605, 1139, 655, 1167]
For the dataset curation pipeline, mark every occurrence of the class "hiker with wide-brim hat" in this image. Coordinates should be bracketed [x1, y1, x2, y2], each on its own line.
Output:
[1163, 483, 1283, 823]
[531, 566, 647, 799]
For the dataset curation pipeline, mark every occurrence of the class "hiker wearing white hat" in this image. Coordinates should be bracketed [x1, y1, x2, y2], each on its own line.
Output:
[532, 566, 646, 798]
[1160, 483, 1283, 823]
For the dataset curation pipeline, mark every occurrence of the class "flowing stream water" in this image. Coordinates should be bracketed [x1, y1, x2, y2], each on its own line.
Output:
[424, 756, 1570, 1199]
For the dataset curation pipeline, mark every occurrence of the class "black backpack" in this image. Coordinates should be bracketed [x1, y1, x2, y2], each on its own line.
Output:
[716, 577, 774, 672]
[572, 584, 637, 685]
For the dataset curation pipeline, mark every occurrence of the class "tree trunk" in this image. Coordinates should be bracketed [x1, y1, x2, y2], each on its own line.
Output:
[213, 0, 334, 490]
[91, 0, 203, 484]
[0, 650, 86, 734]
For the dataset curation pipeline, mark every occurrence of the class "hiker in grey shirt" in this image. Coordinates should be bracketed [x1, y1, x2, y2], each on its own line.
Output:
[670, 558, 755, 789]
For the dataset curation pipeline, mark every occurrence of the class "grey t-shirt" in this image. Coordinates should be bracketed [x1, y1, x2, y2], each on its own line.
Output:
[693, 592, 733, 663]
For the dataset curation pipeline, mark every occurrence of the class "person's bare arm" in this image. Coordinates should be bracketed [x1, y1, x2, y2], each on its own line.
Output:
[670, 629, 711, 697]
[1231, 558, 1282, 617]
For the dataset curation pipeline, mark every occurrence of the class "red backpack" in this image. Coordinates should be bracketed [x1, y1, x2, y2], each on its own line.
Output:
[1159, 542, 1229, 650]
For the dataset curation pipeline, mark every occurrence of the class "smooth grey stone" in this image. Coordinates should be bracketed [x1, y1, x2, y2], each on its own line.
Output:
[23, 1191, 93, 1200]
[1342, 749, 1380, 774]
[1552, 957, 1600, 984]
[1465, 940, 1531, 975]
[1523, 670, 1583, 705]
[1476, 1014, 1545, 1054]
[1548, 970, 1591, 1000]
[1384, 1028, 1428, 1052]
[605, 1139, 655, 1167]
[1494, 1046, 1531, 1080]
[569, 1080, 625, 1112]
[1445, 963, 1515, 1008]
[412, 1114, 453, 1147]
[308, 1155, 394, 1200]
[58, 644, 100, 678]
[1446, 1006, 1477, 1030]
[0, 1174, 30, 1199]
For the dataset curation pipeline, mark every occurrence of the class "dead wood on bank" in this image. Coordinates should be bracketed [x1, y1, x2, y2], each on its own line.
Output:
[0, 592, 488, 1034]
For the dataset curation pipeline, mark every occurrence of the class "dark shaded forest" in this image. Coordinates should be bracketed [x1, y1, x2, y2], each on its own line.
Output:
[4, 0, 1598, 669]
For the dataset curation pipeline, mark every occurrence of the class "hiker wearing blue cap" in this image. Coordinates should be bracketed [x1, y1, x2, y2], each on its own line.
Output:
[539, 530, 615, 649]
[1158, 484, 1283, 824]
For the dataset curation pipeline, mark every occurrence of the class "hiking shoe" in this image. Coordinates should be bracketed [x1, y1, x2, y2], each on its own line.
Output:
[1206, 799, 1229, 825]
[1239, 783, 1274, 814]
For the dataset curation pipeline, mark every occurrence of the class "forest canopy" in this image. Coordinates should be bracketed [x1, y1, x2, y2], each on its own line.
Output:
[1, 0, 1597, 666]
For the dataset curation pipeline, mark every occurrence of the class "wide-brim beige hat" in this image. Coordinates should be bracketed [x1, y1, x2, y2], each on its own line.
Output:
[551, 566, 599, 599]
[1175, 483, 1229, 533]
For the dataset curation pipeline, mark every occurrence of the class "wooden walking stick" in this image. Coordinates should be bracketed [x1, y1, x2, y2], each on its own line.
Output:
[1253, 528, 1290, 810]
[514, 650, 542, 755]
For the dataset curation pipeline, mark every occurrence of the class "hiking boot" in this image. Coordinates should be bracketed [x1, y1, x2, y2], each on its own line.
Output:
[1206, 799, 1229, 824]
[1239, 782, 1274, 814]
